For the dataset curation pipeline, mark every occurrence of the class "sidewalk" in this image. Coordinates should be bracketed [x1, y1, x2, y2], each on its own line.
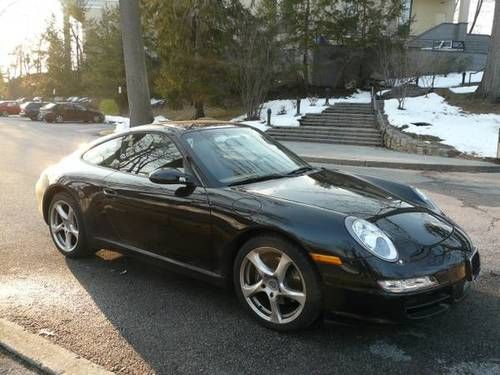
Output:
[282, 141, 500, 173]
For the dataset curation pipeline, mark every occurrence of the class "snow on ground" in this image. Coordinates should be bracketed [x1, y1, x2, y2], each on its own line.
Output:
[233, 90, 371, 131]
[106, 115, 169, 133]
[418, 71, 483, 88]
[450, 85, 478, 94]
[385, 93, 500, 157]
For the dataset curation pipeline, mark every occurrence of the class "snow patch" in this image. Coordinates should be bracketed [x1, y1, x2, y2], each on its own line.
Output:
[107, 115, 169, 133]
[418, 71, 483, 88]
[384, 93, 500, 157]
[450, 86, 478, 94]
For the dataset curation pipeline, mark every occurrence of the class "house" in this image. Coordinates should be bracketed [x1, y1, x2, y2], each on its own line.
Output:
[409, 0, 471, 36]
[312, 0, 491, 87]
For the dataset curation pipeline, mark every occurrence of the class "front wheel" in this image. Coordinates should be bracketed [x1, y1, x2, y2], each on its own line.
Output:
[93, 115, 104, 123]
[48, 192, 94, 258]
[233, 235, 322, 331]
[55, 114, 64, 123]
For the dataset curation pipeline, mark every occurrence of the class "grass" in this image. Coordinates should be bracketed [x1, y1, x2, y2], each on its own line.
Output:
[436, 88, 500, 115]
[155, 104, 243, 121]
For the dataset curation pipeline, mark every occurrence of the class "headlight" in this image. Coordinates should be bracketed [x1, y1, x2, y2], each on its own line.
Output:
[378, 276, 438, 293]
[345, 217, 398, 262]
[413, 187, 440, 211]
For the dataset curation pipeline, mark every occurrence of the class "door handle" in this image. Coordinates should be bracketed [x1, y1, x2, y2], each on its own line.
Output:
[103, 188, 118, 197]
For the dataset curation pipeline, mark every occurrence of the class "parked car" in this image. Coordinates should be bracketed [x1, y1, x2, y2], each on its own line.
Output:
[19, 101, 49, 120]
[35, 123, 480, 331]
[39, 102, 105, 123]
[0, 100, 21, 116]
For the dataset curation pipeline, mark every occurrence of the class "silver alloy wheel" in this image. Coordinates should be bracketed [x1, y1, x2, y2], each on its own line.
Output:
[56, 114, 64, 123]
[50, 201, 79, 252]
[93, 115, 100, 123]
[240, 247, 306, 324]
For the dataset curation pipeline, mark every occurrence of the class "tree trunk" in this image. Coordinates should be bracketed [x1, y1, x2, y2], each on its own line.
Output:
[119, 0, 153, 126]
[303, 0, 310, 96]
[477, 0, 500, 102]
[194, 101, 205, 119]
[62, 4, 72, 73]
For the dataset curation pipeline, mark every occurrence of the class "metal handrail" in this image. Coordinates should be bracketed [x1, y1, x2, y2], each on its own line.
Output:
[468, 70, 482, 85]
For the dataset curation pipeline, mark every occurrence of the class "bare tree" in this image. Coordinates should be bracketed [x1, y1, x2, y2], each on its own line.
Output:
[231, 4, 277, 120]
[377, 40, 414, 109]
[477, 0, 500, 102]
[119, 0, 153, 126]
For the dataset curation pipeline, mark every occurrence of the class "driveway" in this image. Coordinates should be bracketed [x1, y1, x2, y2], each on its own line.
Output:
[0, 117, 499, 374]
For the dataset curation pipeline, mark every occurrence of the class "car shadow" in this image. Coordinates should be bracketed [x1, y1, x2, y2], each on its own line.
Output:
[66, 251, 500, 374]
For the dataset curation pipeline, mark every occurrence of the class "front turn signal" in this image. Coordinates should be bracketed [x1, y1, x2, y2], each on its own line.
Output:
[310, 253, 343, 266]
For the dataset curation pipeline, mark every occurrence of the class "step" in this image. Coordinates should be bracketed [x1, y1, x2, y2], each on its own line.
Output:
[299, 120, 377, 127]
[323, 109, 374, 115]
[300, 117, 376, 124]
[271, 136, 383, 146]
[298, 124, 377, 130]
[325, 106, 373, 113]
[306, 113, 375, 118]
[328, 103, 372, 107]
[269, 135, 383, 144]
[268, 126, 381, 135]
[268, 131, 382, 139]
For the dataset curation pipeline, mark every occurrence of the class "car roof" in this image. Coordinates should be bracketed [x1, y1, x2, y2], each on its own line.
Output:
[123, 120, 243, 135]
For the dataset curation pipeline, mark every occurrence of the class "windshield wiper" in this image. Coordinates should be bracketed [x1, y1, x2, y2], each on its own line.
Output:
[228, 173, 286, 186]
[286, 166, 314, 176]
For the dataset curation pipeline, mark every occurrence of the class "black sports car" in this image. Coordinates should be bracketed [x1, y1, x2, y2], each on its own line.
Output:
[40, 102, 105, 123]
[35, 123, 480, 330]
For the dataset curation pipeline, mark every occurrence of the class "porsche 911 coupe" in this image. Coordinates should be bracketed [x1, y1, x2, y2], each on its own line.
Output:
[35, 123, 480, 331]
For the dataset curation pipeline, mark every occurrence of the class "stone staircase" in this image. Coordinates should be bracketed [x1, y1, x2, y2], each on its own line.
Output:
[266, 102, 383, 146]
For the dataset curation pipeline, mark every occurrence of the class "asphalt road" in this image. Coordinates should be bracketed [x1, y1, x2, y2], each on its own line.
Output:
[0, 116, 499, 375]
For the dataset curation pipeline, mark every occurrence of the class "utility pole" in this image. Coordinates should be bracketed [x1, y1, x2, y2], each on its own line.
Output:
[119, 0, 153, 126]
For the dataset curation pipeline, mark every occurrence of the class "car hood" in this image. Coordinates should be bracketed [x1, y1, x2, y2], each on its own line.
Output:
[237, 169, 412, 218]
[236, 169, 456, 251]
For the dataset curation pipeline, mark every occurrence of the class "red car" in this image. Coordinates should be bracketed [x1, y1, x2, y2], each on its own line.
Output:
[0, 101, 21, 116]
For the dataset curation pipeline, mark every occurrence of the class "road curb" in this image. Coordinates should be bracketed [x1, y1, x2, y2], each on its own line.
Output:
[0, 319, 113, 375]
[302, 156, 500, 173]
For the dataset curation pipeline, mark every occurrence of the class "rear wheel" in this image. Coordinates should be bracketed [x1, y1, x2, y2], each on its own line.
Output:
[55, 114, 64, 123]
[93, 114, 104, 123]
[233, 235, 322, 331]
[48, 192, 94, 258]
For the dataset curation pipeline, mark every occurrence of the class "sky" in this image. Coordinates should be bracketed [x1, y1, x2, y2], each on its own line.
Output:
[0, 0, 61, 76]
[0, 0, 496, 78]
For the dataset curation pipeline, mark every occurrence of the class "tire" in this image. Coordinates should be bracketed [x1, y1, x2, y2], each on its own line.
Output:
[55, 114, 64, 123]
[93, 115, 104, 123]
[48, 192, 94, 258]
[233, 234, 322, 331]
[2, 111, 8, 117]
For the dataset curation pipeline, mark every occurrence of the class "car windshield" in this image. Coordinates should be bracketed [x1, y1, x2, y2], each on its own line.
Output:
[183, 127, 311, 186]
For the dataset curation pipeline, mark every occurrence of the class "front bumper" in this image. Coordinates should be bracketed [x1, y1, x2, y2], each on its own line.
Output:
[320, 251, 480, 324]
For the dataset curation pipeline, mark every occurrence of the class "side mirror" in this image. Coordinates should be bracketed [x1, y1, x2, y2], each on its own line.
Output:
[149, 168, 193, 185]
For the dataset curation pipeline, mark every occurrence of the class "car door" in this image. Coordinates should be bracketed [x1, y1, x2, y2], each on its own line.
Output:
[103, 132, 215, 271]
[81, 135, 129, 244]
[73, 104, 88, 122]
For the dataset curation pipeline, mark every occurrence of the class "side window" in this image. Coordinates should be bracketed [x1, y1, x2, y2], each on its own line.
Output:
[116, 133, 184, 176]
[82, 137, 124, 168]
